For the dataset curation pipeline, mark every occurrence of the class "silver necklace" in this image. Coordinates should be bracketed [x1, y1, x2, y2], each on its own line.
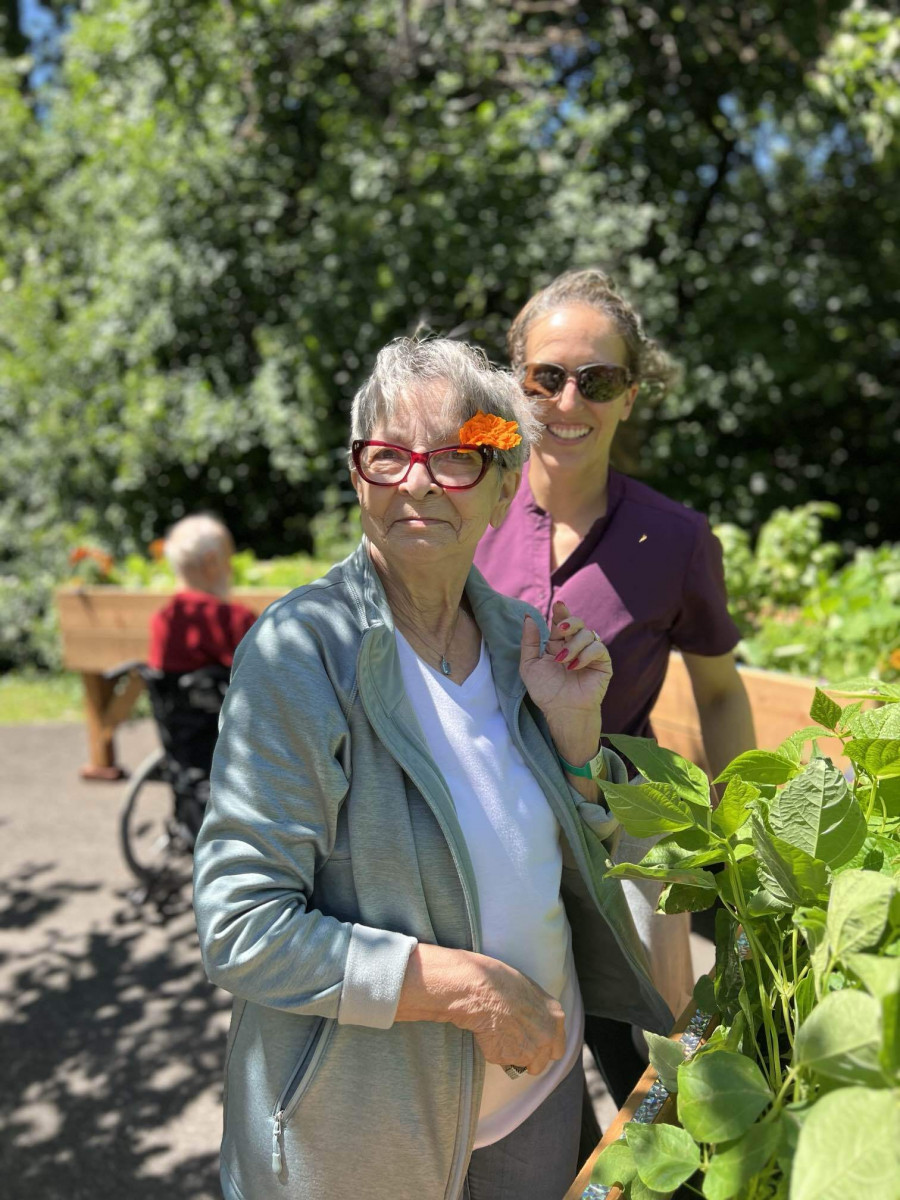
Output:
[395, 607, 464, 677]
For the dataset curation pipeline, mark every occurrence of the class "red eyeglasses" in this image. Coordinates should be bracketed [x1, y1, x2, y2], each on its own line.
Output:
[352, 441, 494, 489]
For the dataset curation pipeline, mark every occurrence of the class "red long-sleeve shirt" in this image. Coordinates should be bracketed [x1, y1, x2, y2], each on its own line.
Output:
[147, 590, 257, 673]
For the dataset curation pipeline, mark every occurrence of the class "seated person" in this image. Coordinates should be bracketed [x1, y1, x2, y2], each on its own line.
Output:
[148, 514, 256, 673]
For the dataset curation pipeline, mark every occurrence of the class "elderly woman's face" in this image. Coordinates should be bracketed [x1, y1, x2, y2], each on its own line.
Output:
[351, 386, 520, 569]
[524, 304, 638, 472]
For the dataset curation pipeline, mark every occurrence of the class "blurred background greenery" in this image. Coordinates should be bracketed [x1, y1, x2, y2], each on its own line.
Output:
[1, 0, 898, 675]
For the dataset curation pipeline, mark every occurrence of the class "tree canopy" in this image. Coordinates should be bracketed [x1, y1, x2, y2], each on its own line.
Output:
[1, 0, 898, 667]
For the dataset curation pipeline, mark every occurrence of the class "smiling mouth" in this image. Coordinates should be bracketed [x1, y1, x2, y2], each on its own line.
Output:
[544, 423, 592, 441]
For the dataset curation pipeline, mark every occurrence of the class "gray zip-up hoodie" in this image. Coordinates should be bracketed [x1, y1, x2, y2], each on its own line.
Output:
[193, 542, 671, 1200]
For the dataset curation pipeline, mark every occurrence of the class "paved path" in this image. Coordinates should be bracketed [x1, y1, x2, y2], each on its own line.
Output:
[0, 719, 713, 1199]
[0, 721, 226, 1200]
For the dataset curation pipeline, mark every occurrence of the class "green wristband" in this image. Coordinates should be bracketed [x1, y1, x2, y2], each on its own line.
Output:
[557, 750, 603, 780]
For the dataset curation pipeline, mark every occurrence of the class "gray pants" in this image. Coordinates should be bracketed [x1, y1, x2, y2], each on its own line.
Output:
[462, 1058, 584, 1200]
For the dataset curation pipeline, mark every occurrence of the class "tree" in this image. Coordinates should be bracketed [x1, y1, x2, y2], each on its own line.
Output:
[1, 0, 898, 668]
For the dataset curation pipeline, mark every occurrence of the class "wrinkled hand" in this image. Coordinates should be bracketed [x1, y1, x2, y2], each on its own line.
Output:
[459, 958, 566, 1077]
[519, 601, 612, 763]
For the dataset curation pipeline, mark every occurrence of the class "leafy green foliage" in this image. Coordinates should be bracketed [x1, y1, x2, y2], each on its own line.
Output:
[793, 990, 884, 1085]
[789, 1088, 900, 1200]
[677, 1051, 772, 1142]
[701, 1120, 782, 1200]
[593, 681, 900, 1198]
[625, 1123, 701, 1193]
[768, 758, 866, 868]
[3, 2, 900, 673]
[644, 1031, 688, 1094]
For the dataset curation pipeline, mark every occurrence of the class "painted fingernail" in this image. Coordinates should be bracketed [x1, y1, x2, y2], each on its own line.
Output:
[566, 658, 580, 670]
[554, 650, 568, 663]
[559, 622, 570, 631]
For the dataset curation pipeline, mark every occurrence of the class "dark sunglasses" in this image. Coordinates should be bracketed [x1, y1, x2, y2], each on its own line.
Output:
[519, 361, 633, 405]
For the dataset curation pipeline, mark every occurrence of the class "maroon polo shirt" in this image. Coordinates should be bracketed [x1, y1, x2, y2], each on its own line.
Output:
[474, 465, 740, 741]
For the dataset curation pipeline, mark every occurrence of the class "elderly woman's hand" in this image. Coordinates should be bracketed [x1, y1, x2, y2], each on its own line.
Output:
[396, 945, 566, 1076]
[460, 957, 567, 1077]
[519, 600, 612, 772]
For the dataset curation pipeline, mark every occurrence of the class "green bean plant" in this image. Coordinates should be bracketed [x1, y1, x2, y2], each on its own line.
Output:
[592, 680, 900, 1200]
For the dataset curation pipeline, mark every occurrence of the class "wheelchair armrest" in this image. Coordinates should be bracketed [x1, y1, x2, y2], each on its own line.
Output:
[102, 659, 147, 682]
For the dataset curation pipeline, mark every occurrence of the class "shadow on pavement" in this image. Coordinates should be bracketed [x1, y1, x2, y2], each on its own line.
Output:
[0, 861, 227, 1199]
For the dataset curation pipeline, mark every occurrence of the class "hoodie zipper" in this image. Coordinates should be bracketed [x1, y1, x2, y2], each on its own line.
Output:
[271, 1018, 335, 1175]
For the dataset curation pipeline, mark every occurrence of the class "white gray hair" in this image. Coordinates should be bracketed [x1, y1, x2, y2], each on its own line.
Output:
[350, 337, 540, 470]
[164, 514, 233, 576]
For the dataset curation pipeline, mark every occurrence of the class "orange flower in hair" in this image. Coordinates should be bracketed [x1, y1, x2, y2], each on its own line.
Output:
[459, 411, 522, 450]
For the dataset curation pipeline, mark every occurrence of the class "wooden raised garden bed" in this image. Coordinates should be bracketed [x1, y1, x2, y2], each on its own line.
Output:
[565, 991, 720, 1200]
[56, 586, 287, 778]
[57, 587, 847, 779]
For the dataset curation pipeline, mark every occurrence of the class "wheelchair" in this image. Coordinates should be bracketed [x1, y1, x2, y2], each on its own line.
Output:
[108, 661, 230, 903]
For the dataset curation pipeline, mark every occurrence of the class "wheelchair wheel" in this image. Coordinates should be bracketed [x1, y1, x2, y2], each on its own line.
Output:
[119, 748, 194, 892]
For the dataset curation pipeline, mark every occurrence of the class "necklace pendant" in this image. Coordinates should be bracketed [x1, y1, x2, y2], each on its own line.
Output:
[440, 656, 452, 677]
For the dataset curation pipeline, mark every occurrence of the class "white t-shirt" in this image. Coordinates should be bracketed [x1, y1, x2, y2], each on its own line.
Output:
[395, 632, 584, 1147]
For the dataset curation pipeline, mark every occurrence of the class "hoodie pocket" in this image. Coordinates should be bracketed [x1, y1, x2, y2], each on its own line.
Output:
[270, 1018, 336, 1175]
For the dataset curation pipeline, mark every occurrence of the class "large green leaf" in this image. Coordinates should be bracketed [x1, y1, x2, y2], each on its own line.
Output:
[810, 687, 842, 731]
[605, 734, 711, 806]
[702, 1119, 782, 1200]
[597, 779, 696, 838]
[878, 776, 900, 820]
[847, 704, 900, 740]
[789, 1088, 900, 1200]
[642, 838, 731, 870]
[626, 1122, 701, 1192]
[677, 1050, 772, 1143]
[693, 973, 717, 1015]
[591, 1138, 637, 1188]
[711, 778, 760, 838]
[659, 882, 719, 914]
[605, 862, 718, 890]
[768, 757, 865, 869]
[825, 869, 895, 960]
[844, 738, 900, 778]
[715, 750, 799, 786]
[644, 1030, 688, 1092]
[793, 906, 829, 980]
[630, 1178, 671, 1200]
[844, 953, 900, 1000]
[793, 989, 883, 1085]
[752, 817, 830, 907]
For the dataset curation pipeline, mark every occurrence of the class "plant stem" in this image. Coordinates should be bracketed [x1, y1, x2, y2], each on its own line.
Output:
[725, 851, 784, 1089]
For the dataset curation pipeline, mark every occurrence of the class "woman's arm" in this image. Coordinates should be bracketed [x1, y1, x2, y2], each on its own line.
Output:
[682, 651, 756, 780]
[193, 608, 416, 1030]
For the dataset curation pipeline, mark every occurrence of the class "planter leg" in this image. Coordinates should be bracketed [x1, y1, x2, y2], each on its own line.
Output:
[79, 672, 129, 781]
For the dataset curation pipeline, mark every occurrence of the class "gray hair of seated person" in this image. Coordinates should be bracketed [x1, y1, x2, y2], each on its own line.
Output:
[164, 514, 233, 577]
[350, 337, 541, 471]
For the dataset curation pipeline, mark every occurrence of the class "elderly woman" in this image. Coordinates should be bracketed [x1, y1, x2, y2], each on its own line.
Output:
[193, 338, 669, 1200]
[474, 269, 755, 1101]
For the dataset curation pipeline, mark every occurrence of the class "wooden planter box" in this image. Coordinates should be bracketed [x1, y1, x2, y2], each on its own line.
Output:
[650, 652, 853, 772]
[565, 994, 720, 1200]
[56, 586, 287, 778]
[56, 587, 848, 779]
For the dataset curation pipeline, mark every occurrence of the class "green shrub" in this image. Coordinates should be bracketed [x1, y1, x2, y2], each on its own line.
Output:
[716, 504, 900, 682]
